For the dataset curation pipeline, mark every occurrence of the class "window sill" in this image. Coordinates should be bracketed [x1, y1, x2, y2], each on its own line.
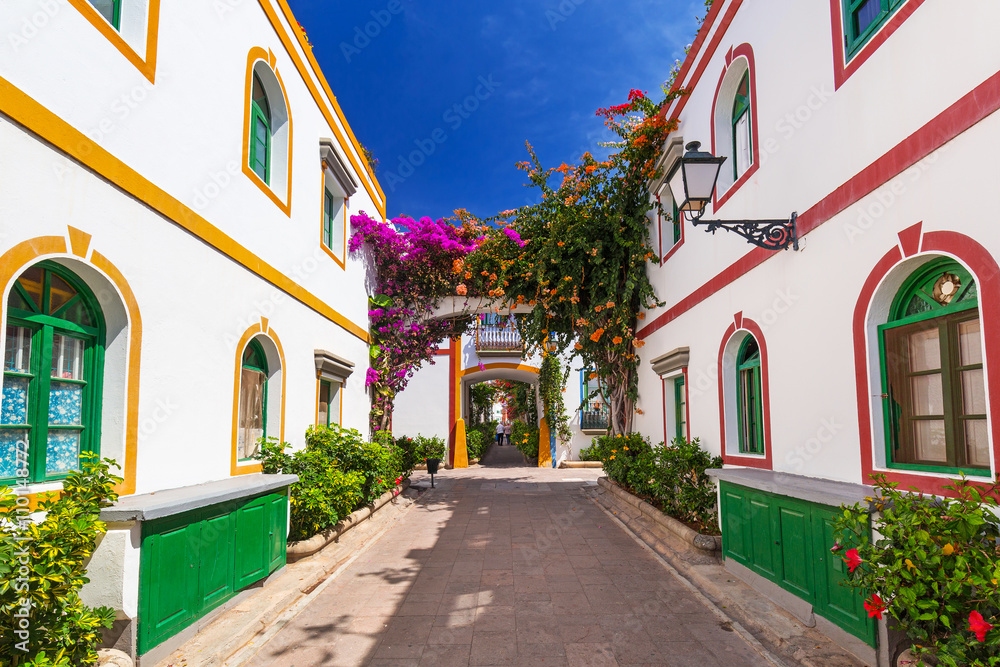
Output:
[883, 462, 992, 478]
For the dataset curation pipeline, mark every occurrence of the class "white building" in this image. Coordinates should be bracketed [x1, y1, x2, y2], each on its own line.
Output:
[0, 0, 380, 662]
[634, 1, 1000, 664]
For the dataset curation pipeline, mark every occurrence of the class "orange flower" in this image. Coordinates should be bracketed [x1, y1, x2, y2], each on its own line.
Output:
[637, 312, 646, 320]
[590, 328, 604, 342]
[633, 340, 646, 348]
[612, 336, 623, 344]
[456, 284, 467, 296]
[588, 372, 597, 380]
[606, 301, 615, 308]
[574, 342, 583, 350]
[558, 241, 565, 246]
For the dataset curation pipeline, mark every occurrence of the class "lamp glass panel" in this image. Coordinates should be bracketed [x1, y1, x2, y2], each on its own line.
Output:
[667, 167, 687, 211]
[682, 160, 722, 201]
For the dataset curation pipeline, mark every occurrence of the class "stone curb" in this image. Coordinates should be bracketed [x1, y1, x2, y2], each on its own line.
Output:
[286, 479, 410, 562]
[595, 477, 721, 559]
[558, 460, 603, 469]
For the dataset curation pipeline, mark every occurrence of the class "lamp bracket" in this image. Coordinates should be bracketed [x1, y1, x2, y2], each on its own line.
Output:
[692, 212, 799, 251]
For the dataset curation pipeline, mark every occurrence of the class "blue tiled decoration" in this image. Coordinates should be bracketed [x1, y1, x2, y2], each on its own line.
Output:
[0, 429, 28, 478]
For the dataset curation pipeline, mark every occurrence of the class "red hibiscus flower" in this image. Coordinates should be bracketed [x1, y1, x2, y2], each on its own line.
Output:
[969, 611, 994, 642]
[843, 548, 863, 572]
[864, 594, 886, 619]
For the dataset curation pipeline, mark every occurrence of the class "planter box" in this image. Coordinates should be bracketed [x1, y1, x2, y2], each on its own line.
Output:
[286, 480, 409, 563]
[594, 477, 721, 564]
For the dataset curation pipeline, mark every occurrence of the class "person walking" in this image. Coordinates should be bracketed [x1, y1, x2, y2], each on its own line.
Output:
[496, 421, 505, 447]
[504, 421, 512, 447]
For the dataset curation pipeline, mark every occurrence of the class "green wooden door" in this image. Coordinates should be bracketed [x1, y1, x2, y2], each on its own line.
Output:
[140, 521, 198, 652]
[776, 499, 815, 602]
[234, 497, 269, 589]
[748, 492, 780, 580]
[812, 506, 876, 645]
[718, 482, 875, 647]
[721, 486, 752, 566]
[140, 491, 290, 655]
[268, 494, 288, 573]
[197, 513, 235, 611]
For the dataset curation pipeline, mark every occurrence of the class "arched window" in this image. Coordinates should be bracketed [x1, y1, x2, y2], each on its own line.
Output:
[736, 335, 764, 455]
[250, 73, 271, 184]
[879, 259, 986, 472]
[237, 339, 268, 461]
[731, 71, 752, 180]
[1, 263, 104, 483]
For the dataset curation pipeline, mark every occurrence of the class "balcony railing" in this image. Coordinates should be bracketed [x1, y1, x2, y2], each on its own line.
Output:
[474, 315, 523, 353]
[580, 400, 609, 431]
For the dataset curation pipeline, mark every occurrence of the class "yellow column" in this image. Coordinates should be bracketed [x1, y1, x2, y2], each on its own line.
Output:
[538, 417, 551, 468]
[454, 418, 468, 468]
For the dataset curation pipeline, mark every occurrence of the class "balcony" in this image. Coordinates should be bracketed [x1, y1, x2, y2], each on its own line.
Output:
[474, 315, 523, 356]
[580, 400, 609, 433]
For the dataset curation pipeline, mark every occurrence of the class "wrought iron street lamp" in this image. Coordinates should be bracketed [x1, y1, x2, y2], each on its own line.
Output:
[666, 141, 798, 251]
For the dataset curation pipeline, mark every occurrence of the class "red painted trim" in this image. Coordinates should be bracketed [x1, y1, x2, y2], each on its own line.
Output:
[830, 0, 926, 90]
[717, 318, 773, 470]
[639, 68, 1000, 340]
[854, 228, 1000, 495]
[448, 337, 457, 467]
[661, 0, 746, 132]
[710, 43, 760, 210]
[434, 348, 450, 356]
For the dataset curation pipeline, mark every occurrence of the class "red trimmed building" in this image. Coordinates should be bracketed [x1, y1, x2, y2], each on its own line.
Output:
[635, 1, 1000, 663]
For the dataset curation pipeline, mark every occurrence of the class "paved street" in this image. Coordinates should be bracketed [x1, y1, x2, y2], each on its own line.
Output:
[245, 462, 769, 666]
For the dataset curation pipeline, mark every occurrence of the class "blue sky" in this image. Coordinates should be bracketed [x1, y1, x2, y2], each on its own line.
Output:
[288, 0, 703, 221]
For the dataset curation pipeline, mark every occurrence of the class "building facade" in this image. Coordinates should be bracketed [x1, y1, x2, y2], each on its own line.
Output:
[634, 0, 1000, 663]
[0, 0, 381, 661]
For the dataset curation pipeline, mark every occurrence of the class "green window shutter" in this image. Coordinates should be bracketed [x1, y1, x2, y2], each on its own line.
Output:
[249, 74, 272, 185]
[1, 263, 104, 485]
[731, 71, 752, 180]
[671, 199, 681, 245]
[673, 375, 686, 441]
[323, 190, 335, 249]
[736, 336, 764, 455]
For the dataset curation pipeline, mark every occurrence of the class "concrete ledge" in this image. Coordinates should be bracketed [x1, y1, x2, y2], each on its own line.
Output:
[558, 461, 603, 469]
[102, 474, 299, 522]
[595, 477, 721, 563]
[286, 479, 409, 562]
[707, 468, 873, 509]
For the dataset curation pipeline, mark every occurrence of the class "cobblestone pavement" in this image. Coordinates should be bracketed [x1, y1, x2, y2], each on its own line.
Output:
[245, 465, 771, 666]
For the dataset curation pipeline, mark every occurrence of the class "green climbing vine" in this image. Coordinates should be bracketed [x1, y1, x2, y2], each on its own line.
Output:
[538, 354, 572, 443]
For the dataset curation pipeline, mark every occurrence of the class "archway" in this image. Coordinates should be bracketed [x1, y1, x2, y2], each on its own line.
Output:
[459, 364, 540, 467]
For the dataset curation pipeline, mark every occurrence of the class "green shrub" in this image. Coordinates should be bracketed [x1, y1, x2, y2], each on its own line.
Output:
[0, 453, 121, 666]
[258, 437, 362, 541]
[305, 425, 405, 504]
[834, 475, 1000, 665]
[466, 430, 486, 460]
[596, 434, 722, 533]
[512, 421, 539, 458]
[414, 434, 446, 461]
[578, 441, 603, 461]
[388, 433, 421, 473]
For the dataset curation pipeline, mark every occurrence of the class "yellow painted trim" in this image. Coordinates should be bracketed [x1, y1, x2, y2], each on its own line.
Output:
[231, 321, 285, 476]
[256, 0, 386, 219]
[338, 380, 343, 426]
[460, 363, 541, 378]
[242, 48, 293, 217]
[453, 418, 468, 468]
[319, 167, 346, 269]
[0, 75, 370, 343]
[66, 0, 160, 83]
[67, 226, 92, 258]
[0, 234, 142, 499]
[314, 376, 321, 425]
[539, 418, 551, 468]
